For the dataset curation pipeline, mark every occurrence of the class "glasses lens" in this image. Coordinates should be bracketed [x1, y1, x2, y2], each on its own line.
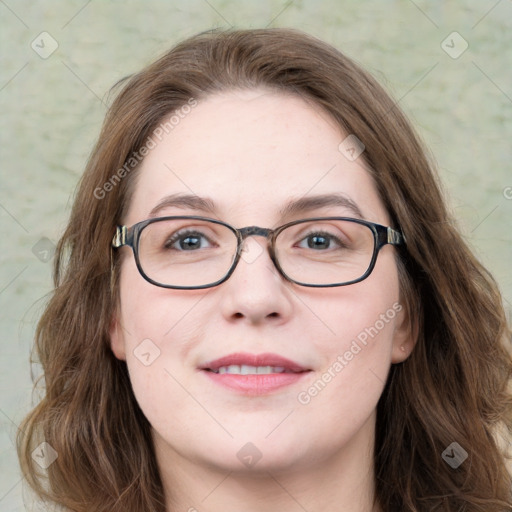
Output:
[275, 219, 375, 285]
[138, 219, 237, 287]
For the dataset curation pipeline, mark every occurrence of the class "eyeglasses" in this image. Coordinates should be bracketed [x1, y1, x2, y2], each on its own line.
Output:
[112, 216, 405, 289]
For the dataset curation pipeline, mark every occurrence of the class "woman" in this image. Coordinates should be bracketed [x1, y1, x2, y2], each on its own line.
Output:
[18, 28, 512, 511]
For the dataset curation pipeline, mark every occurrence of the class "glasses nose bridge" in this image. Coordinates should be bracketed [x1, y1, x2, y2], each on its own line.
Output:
[238, 225, 273, 241]
[236, 226, 276, 260]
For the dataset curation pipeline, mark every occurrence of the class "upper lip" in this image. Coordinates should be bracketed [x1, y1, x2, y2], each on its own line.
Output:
[200, 352, 309, 373]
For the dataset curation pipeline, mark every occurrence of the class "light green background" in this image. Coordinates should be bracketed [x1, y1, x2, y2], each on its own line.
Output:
[1, 1, 511, 510]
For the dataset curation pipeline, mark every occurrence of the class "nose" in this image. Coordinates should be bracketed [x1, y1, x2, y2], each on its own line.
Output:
[218, 234, 293, 325]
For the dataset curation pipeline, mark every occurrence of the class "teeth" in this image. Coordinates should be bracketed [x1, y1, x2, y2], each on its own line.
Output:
[214, 365, 288, 375]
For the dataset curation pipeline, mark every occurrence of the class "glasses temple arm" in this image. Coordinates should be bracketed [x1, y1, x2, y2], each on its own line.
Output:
[387, 226, 406, 246]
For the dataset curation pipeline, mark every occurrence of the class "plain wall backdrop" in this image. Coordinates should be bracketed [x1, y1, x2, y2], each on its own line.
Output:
[1, 1, 511, 510]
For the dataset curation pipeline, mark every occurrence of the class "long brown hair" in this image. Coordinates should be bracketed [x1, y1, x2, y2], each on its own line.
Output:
[18, 28, 512, 511]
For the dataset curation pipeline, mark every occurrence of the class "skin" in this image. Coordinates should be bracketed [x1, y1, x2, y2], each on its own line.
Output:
[110, 89, 414, 512]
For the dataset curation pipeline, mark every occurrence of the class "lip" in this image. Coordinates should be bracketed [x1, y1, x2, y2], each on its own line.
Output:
[199, 352, 312, 396]
[200, 352, 308, 372]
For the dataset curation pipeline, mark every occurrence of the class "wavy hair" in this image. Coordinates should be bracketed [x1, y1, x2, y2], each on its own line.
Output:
[17, 28, 512, 511]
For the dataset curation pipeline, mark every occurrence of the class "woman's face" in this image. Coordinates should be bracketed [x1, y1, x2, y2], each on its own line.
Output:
[110, 89, 412, 475]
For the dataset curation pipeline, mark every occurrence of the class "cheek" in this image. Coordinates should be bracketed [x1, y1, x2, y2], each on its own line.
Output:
[308, 251, 400, 354]
[117, 255, 206, 342]
[294, 306, 400, 444]
[116, 255, 219, 409]
[298, 252, 401, 406]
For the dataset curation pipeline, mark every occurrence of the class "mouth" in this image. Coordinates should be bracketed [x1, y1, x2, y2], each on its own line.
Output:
[207, 364, 301, 375]
[199, 352, 312, 395]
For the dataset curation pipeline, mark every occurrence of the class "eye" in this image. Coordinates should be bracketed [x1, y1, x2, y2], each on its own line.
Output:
[164, 229, 214, 251]
[296, 230, 345, 250]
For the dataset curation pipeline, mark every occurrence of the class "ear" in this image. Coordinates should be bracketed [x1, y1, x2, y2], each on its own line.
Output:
[391, 302, 418, 364]
[109, 314, 127, 361]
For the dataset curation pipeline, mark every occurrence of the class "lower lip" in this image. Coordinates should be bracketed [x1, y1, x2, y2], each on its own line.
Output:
[201, 370, 310, 395]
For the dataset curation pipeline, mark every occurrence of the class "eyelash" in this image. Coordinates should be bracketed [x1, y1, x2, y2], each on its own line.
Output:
[163, 228, 347, 251]
[297, 230, 347, 249]
[164, 229, 215, 249]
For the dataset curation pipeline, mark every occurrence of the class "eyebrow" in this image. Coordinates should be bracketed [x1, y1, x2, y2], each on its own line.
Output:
[279, 193, 364, 220]
[149, 193, 216, 217]
[148, 192, 365, 220]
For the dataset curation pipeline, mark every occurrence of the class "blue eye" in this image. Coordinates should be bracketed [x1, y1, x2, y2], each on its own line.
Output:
[297, 231, 344, 250]
[164, 230, 212, 251]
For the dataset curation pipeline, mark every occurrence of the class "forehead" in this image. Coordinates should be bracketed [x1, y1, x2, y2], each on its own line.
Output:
[125, 89, 389, 226]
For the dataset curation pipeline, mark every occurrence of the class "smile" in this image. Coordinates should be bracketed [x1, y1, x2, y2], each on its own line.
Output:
[200, 352, 311, 395]
[209, 365, 298, 375]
